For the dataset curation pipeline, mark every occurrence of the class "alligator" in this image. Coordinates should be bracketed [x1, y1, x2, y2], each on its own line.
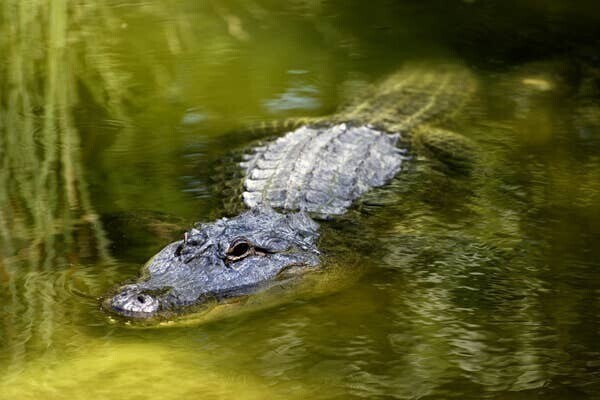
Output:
[102, 62, 478, 321]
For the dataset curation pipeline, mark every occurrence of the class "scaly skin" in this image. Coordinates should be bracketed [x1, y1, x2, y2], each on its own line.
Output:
[337, 63, 477, 133]
[102, 63, 479, 321]
[239, 63, 477, 216]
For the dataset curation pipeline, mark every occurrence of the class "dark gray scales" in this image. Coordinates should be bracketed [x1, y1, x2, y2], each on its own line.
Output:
[240, 123, 408, 217]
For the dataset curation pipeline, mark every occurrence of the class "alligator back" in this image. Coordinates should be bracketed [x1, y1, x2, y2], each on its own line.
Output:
[337, 63, 477, 132]
[239, 63, 476, 218]
[240, 123, 407, 217]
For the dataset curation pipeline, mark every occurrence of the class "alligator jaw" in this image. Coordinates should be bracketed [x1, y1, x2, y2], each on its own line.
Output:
[101, 207, 321, 322]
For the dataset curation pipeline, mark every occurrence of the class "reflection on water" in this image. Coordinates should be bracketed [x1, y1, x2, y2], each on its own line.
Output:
[0, 0, 117, 377]
[1, 0, 600, 399]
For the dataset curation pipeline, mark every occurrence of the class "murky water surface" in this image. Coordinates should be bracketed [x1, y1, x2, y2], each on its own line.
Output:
[1, 1, 599, 399]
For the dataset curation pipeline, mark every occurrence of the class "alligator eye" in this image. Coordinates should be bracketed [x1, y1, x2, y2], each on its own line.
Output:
[226, 241, 253, 261]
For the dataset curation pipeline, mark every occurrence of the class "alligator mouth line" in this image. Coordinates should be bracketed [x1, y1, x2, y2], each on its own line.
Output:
[102, 265, 319, 323]
[275, 262, 316, 279]
[101, 294, 210, 322]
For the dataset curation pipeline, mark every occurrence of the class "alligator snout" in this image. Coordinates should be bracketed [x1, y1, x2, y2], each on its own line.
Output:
[105, 285, 161, 317]
[101, 208, 321, 321]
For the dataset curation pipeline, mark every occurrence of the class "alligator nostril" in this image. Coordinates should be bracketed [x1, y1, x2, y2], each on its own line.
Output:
[137, 295, 146, 304]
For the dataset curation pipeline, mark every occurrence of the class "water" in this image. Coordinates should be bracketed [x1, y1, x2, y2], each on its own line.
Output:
[1, 1, 599, 399]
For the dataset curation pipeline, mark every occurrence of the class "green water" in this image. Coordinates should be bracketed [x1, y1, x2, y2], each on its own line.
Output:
[1, 1, 600, 399]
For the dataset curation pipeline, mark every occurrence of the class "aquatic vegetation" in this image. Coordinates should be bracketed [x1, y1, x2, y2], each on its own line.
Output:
[0, 0, 127, 371]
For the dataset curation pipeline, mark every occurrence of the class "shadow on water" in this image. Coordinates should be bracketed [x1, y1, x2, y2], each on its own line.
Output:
[349, 63, 600, 398]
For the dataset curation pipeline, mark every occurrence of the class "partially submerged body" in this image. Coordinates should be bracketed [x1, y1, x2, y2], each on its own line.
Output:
[105, 207, 320, 319]
[102, 62, 478, 322]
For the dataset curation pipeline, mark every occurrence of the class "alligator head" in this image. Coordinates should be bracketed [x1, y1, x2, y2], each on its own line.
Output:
[102, 207, 320, 320]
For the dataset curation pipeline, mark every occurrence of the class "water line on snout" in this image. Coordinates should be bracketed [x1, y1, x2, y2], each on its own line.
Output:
[104, 284, 163, 317]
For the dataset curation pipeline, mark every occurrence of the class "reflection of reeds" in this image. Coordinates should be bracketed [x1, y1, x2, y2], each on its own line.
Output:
[0, 0, 131, 372]
[0, 0, 333, 373]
